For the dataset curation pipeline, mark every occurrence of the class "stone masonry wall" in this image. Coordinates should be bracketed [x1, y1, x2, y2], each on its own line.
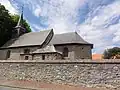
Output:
[55, 45, 75, 59]
[9, 47, 38, 60]
[55, 45, 92, 60]
[74, 45, 92, 59]
[33, 53, 62, 60]
[0, 60, 120, 89]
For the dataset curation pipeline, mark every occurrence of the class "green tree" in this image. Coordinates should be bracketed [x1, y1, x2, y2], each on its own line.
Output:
[0, 4, 31, 47]
[0, 4, 13, 47]
[103, 47, 120, 59]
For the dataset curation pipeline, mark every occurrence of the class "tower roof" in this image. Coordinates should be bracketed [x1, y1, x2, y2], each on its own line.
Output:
[14, 6, 25, 36]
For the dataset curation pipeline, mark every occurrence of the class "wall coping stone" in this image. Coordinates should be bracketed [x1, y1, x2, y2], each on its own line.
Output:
[0, 59, 120, 64]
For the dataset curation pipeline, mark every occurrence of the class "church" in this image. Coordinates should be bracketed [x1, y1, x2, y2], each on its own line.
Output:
[0, 12, 93, 60]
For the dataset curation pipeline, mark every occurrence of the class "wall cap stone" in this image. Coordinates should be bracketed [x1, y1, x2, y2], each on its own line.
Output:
[0, 59, 120, 64]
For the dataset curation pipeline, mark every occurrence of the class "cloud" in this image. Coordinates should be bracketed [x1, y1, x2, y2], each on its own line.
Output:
[34, 5, 41, 17]
[78, 0, 120, 53]
[0, 0, 17, 14]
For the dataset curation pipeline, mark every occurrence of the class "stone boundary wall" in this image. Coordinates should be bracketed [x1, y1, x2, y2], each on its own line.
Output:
[0, 59, 120, 89]
[1, 59, 120, 63]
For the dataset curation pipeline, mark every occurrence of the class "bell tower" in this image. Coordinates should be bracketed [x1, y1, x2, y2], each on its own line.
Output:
[14, 6, 26, 37]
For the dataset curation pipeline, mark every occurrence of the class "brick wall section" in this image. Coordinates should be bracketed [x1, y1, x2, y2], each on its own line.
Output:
[0, 59, 120, 89]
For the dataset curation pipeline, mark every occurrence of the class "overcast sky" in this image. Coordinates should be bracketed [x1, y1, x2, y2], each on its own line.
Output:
[0, 0, 120, 54]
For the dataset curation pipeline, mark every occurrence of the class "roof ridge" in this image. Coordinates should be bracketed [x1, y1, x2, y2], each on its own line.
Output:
[54, 31, 76, 35]
[21, 29, 53, 35]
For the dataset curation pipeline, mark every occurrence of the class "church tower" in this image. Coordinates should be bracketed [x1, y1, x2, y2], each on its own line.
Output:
[14, 6, 26, 37]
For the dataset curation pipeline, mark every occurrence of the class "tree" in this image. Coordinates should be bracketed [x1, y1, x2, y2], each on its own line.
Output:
[103, 47, 120, 59]
[0, 4, 31, 47]
[0, 4, 13, 47]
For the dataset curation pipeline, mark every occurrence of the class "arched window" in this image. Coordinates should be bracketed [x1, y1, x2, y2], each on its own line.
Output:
[25, 56, 29, 60]
[42, 55, 45, 60]
[63, 47, 69, 57]
[6, 50, 11, 59]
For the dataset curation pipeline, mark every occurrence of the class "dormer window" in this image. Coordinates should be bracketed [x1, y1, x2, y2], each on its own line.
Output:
[24, 49, 30, 54]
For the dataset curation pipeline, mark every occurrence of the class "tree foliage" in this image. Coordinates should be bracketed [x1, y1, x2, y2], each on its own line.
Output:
[0, 4, 31, 47]
[103, 47, 120, 59]
[0, 4, 13, 47]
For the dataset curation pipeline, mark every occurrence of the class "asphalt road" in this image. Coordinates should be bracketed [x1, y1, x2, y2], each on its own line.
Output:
[0, 86, 50, 90]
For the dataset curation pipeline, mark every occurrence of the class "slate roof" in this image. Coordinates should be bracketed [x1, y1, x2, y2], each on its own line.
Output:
[50, 32, 93, 47]
[0, 30, 93, 49]
[1, 29, 53, 49]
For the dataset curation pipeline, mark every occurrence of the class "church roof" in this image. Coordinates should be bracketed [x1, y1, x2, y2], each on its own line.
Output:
[50, 32, 93, 48]
[1, 29, 53, 49]
[0, 30, 93, 49]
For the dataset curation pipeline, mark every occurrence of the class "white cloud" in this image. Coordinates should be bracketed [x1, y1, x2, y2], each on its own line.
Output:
[0, 0, 17, 14]
[108, 23, 120, 43]
[31, 24, 44, 32]
[24, 0, 84, 33]
[34, 5, 41, 17]
[78, 0, 120, 53]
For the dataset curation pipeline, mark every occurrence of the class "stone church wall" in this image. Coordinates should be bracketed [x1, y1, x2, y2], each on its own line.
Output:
[33, 53, 62, 60]
[20, 55, 33, 60]
[0, 60, 120, 90]
[8, 47, 38, 60]
[55, 45, 75, 60]
[0, 45, 92, 60]
[74, 45, 92, 59]
[55, 45, 92, 59]
[0, 50, 8, 60]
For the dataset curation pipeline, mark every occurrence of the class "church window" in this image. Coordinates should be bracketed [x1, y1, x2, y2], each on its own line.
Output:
[63, 47, 69, 57]
[25, 56, 29, 60]
[24, 49, 30, 54]
[6, 50, 11, 59]
[42, 55, 45, 60]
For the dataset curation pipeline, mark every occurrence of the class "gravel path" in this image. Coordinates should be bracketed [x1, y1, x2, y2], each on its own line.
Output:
[0, 80, 107, 90]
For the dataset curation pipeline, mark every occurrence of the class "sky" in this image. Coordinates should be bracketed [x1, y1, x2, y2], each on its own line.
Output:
[0, 0, 120, 54]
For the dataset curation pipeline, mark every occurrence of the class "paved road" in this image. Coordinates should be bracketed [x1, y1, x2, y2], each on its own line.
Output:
[0, 86, 50, 90]
[0, 86, 29, 90]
